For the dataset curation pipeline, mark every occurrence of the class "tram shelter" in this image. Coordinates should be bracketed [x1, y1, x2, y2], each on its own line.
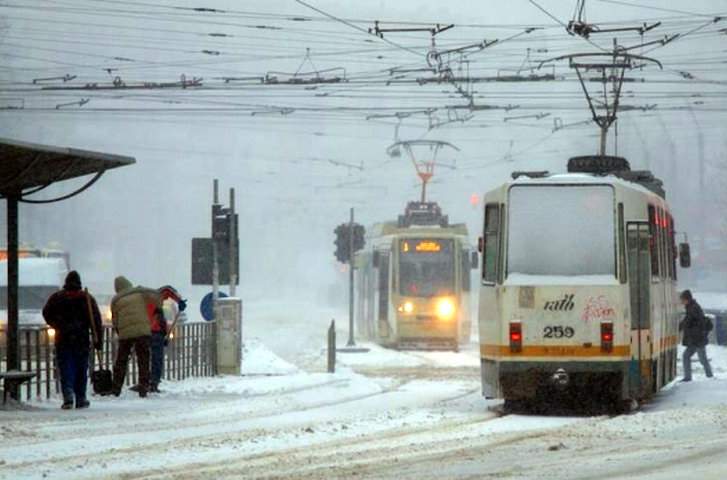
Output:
[1, 137, 135, 401]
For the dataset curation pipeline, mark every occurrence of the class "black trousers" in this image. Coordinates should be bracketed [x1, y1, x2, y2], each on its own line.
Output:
[112, 335, 151, 395]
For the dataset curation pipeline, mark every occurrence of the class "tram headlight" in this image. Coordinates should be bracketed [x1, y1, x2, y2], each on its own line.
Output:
[398, 301, 415, 314]
[436, 298, 455, 320]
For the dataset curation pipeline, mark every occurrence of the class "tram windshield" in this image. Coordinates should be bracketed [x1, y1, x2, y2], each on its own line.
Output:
[507, 185, 615, 277]
[399, 238, 455, 297]
[0, 286, 57, 310]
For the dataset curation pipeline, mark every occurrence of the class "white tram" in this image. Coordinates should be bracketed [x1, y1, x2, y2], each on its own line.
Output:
[356, 201, 477, 350]
[478, 156, 691, 408]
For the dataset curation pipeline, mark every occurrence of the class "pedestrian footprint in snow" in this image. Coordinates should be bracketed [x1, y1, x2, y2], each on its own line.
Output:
[42, 271, 103, 410]
[679, 290, 714, 382]
[110, 276, 161, 397]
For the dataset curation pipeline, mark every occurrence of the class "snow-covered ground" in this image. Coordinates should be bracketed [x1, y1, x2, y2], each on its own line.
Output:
[2, 304, 727, 479]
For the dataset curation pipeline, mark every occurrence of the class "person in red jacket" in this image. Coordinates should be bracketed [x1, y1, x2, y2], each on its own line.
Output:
[150, 285, 186, 392]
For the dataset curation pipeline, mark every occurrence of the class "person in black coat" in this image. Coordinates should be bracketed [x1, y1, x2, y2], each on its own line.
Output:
[679, 290, 714, 382]
[42, 271, 103, 409]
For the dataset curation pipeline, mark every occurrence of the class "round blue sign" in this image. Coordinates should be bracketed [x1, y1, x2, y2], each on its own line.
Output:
[200, 291, 228, 321]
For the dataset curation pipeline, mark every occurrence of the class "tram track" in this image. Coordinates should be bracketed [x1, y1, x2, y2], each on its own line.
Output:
[0, 378, 482, 477]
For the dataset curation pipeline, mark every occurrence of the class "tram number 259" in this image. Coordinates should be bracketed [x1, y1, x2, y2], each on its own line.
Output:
[543, 326, 575, 338]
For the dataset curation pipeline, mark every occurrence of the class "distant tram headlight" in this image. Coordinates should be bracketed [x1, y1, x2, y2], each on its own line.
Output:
[436, 298, 455, 320]
[398, 301, 415, 314]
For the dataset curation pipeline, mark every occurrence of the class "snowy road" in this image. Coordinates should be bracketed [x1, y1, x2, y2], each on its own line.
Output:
[2, 327, 727, 479]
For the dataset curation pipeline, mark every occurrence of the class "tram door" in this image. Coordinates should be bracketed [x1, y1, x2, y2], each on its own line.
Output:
[377, 252, 391, 339]
[627, 223, 652, 398]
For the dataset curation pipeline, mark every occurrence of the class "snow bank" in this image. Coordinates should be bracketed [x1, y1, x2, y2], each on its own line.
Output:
[241, 337, 299, 375]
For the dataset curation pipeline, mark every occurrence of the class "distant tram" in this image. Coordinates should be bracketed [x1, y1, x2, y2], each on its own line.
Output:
[356, 201, 477, 350]
[477, 156, 691, 410]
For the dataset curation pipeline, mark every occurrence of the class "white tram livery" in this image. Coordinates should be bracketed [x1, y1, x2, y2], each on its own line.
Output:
[478, 156, 691, 408]
[356, 201, 477, 350]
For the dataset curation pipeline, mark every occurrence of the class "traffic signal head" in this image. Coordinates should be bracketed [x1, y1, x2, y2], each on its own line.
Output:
[334, 224, 351, 263]
[352, 224, 365, 253]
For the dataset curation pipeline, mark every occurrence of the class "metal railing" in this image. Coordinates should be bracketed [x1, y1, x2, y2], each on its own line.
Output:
[1, 322, 217, 401]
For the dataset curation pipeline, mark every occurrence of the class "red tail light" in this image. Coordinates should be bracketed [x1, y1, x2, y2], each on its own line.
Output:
[601, 322, 613, 352]
[510, 322, 522, 353]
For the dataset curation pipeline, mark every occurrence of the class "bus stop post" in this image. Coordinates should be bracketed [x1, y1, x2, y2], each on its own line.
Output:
[327, 320, 336, 373]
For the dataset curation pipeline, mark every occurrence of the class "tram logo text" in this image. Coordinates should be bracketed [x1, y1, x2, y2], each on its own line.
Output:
[581, 295, 616, 322]
[543, 294, 575, 312]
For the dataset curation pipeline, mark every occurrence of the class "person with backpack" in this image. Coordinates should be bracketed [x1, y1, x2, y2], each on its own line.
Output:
[110, 276, 161, 397]
[679, 289, 714, 382]
[42, 271, 103, 409]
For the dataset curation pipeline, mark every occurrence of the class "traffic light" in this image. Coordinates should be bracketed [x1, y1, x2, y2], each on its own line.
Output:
[334, 223, 365, 264]
[334, 224, 351, 263]
[353, 224, 365, 252]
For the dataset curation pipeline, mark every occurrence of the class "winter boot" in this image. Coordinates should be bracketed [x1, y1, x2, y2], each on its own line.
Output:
[76, 399, 90, 409]
[129, 384, 141, 393]
[61, 401, 74, 410]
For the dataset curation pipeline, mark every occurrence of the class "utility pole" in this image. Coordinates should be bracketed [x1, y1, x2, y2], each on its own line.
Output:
[211, 179, 220, 320]
[229, 187, 237, 297]
[347, 207, 355, 347]
[5, 192, 19, 400]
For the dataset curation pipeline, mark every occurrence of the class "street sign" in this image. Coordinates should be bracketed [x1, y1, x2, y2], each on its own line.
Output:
[200, 291, 228, 321]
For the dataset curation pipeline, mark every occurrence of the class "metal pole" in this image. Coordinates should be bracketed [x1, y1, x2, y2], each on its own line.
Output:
[212, 179, 220, 320]
[347, 207, 355, 347]
[229, 188, 237, 297]
[6, 193, 20, 400]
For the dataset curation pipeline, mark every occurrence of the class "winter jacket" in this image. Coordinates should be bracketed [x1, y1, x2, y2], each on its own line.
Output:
[43, 287, 102, 352]
[147, 302, 167, 335]
[110, 276, 159, 340]
[679, 299, 709, 348]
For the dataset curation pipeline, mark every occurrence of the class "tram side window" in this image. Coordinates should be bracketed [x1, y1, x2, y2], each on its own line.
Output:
[483, 204, 500, 283]
[669, 214, 677, 280]
[378, 253, 390, 323]
[660, 208, 669, 280]
[648, 206, 661, 279]
[461, 249, 471, 291]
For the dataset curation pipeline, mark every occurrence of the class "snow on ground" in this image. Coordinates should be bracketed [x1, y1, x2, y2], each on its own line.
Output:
[2, 301, 727, 479]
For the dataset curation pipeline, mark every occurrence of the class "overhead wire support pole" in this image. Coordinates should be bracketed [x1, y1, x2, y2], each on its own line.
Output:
[212, 179, 220, 321]
[229, 187, 237, 298]
[347, 207, 355, 347]
[5, 191, 19, 400]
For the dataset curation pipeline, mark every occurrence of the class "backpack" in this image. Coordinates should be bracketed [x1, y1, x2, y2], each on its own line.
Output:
[704, 315, 714, 333]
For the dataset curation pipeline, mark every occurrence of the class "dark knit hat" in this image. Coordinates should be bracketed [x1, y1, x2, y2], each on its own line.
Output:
[64, 270, 82, 291]
[680, 289, 693, 301]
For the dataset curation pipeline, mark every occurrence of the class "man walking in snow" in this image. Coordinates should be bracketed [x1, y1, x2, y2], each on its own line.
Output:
[42, 271, 103, 409]
[110, 276, 160, 397]
[679, 290, 714, 382]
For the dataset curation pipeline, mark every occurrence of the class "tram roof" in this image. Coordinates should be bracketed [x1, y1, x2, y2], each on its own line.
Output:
[374, 221, 469, 238]
[506, 172, 663, 199]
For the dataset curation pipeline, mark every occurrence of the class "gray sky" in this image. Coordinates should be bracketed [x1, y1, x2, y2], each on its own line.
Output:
[2, 0, 726, 300]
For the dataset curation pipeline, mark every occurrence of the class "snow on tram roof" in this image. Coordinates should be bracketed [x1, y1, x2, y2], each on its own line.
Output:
[507, 172, 662, 198]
